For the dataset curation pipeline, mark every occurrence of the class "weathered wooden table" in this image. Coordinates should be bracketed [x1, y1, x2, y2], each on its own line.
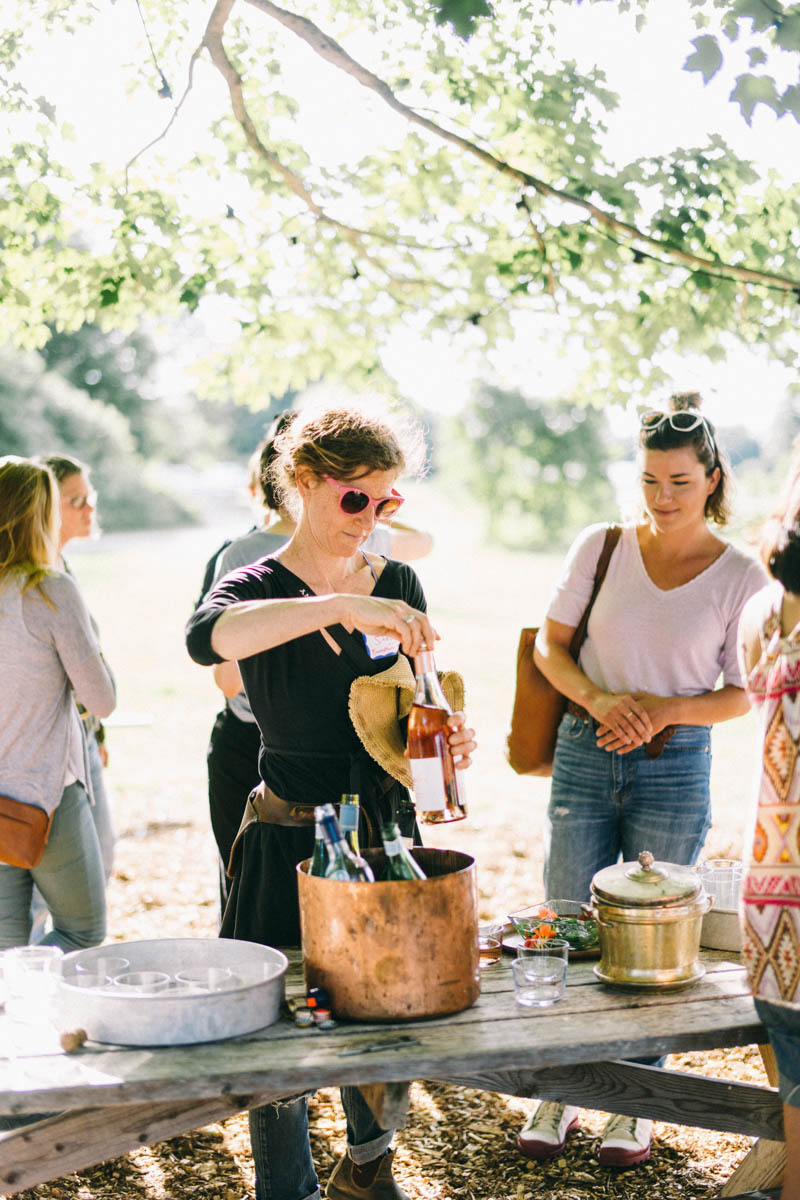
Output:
[0, 948, 784, 1196]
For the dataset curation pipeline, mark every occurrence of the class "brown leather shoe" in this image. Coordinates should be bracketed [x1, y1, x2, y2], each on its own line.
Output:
[325, 1149, 410, 1200]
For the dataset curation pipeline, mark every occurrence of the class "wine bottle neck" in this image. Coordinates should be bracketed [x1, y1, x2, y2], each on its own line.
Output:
[412, 662, 449, 709]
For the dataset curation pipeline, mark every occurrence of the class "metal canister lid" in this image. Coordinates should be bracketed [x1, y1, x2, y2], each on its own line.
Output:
[591, 850, 702, 908]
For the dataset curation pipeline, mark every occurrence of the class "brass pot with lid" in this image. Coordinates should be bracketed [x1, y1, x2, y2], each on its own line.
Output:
[590, 850, 711, 990]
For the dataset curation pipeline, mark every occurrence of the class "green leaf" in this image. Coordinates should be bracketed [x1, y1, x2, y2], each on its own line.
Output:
[732, 0, 784, 34]
[781, 83, 800, 120]
[747, 47, 769, 66]
[684, 35, 723, 84]
[775, 13, 800, 51]
[730, 73, 782, 122]
[432, 0, 492, 38]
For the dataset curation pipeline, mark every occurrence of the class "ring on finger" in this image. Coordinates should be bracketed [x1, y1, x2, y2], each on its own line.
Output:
[404, 613, 416, 625]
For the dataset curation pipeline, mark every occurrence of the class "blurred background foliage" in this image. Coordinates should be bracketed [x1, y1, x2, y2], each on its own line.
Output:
[2, 316, 796, 544]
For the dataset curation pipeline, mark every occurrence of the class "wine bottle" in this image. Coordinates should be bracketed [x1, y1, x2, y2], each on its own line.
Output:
[314, 804, 375, 882]
[309, 819, 327, 877]
[380, 821, 427, 880]
[406, 648, 467, 824]
[338, 794, 361, 857]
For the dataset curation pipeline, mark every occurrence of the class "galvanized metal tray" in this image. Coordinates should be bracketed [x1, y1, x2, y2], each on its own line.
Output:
[57, 938, 287, 1046]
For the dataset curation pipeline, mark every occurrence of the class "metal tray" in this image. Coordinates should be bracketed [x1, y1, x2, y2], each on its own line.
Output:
[57, 938, 288, 1046]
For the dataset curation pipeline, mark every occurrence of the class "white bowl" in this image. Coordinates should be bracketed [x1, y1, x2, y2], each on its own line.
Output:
[700, 906, 741, 952]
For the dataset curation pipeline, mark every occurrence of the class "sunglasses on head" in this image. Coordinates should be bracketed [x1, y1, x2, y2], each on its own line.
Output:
[640, 409, 718, 458]
[323, 476, 405, 521]
[640, 409, 705, 433]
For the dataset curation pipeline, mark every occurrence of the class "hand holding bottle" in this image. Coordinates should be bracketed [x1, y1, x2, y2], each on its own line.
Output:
[339, 595, 437, 657]
[444, 711, 476, 771]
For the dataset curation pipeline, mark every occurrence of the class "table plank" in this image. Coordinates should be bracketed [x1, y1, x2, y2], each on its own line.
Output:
[433, 1060, 784, 1140]
[0, 953, 765, 1118]
[0, 1093, 284, 1194]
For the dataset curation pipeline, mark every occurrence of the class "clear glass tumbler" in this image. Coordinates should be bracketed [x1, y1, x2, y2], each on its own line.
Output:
[699, 858, 743, 911]
[3, 945, 64, 1023]
[512, 939, 569, 1008]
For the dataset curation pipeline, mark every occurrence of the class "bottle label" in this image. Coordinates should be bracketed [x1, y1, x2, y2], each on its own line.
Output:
[363, 632, 400, 660]
[409, 756, 447, 812]
[383, 837, 402, 855]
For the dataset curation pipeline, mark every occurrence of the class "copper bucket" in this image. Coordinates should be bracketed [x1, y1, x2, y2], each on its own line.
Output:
[297, 847, 479, 1021]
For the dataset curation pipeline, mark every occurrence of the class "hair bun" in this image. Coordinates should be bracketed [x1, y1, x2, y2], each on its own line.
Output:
[669, 391, 703, 413]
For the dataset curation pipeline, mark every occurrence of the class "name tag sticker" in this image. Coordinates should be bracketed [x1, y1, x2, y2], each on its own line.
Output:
[363, 632, 400, 660]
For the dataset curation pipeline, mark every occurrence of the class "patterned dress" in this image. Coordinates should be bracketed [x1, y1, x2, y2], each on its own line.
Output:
[742, 586, 800, 1008]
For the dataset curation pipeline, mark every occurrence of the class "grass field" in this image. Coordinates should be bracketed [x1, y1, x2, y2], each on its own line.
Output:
[41, 477, 767, 1200]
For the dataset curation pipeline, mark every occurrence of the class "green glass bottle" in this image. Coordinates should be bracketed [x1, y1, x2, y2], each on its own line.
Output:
[380, 821, 427, 881]
[339, 794, 361, 857]
[310, 819, 327, 877]
[315, 805, 374, 882]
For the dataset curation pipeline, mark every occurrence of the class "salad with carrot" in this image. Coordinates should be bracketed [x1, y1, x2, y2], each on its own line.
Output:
[509, 904, 599, 951]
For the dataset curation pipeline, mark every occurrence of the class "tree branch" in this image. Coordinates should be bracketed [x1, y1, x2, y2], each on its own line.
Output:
[124, 45, 204, 186]
[200, 3, 438, 290]
[244, 0, 800, 295]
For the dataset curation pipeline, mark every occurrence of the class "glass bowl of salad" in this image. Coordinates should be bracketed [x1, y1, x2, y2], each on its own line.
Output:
[507, 899, 600, 954]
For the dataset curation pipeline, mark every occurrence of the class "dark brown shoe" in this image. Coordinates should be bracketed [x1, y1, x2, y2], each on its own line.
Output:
[325, 1149, 410, 1200]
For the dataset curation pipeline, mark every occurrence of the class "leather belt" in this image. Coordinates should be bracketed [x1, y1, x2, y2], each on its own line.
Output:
[565, 699, 676, 760]
[226, 782, 317, 878]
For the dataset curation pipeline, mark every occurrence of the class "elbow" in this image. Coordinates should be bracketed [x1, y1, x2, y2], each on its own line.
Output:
[185, 617, 224, 667]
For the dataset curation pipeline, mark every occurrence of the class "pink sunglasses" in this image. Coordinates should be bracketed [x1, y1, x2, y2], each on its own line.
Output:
[323, 476, 405, 521]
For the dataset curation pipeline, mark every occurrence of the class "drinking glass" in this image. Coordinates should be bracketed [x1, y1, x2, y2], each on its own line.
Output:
[65, 972, 111, 990]
[699, 859, 743, 911]
[113, 971, 171, 994]
[3, 945, 63, 1023]
[478, 923, 503, 969]
[512, 940, 569, 1008]
[174, 966, 235, 993]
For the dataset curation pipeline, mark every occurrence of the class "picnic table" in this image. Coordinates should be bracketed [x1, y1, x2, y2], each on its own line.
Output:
[0, 947, 785, 1196]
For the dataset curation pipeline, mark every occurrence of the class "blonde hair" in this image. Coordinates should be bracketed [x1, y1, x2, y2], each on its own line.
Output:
[0, 457, 59, 596]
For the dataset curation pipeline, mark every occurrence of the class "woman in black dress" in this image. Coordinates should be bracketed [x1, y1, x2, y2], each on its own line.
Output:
[186, 403, 475, 1200]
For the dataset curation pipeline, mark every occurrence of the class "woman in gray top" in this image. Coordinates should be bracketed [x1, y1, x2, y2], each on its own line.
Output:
[0, 458, 116, 950]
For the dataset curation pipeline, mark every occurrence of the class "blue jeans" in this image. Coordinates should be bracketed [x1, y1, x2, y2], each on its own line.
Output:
[0, 781, 107, 951]
[544, 712, 711, 1075]
[249, 1086, 393, 1200]
[545, 712, 712, 903]
[755, 998, 800, 1107]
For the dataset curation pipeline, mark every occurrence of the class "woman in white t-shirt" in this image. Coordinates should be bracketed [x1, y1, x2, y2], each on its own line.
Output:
[516, 394, 767, 1169]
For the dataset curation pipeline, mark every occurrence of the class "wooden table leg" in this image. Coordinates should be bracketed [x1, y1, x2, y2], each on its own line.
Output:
[718, 1044, 785, 1197]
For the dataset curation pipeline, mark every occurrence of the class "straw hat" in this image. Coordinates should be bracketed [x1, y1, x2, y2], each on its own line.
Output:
[349, 657, 465, 788]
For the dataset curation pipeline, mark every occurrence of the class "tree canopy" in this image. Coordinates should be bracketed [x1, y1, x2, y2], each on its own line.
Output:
[2, 0, 799, 407]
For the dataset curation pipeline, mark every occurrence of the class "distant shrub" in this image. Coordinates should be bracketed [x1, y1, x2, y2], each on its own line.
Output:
[0, 351, 197, 531]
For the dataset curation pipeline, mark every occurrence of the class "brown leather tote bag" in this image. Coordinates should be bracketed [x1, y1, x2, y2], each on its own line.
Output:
[505, 525, 622, 776]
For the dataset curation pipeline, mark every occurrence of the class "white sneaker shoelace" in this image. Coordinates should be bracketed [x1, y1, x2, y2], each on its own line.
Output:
[525, 1101, 566, 1140]
[602, 1113, 650, 1146]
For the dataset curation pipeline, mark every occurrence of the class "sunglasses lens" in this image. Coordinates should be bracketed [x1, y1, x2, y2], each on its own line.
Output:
[640, 411, 663, 429]
[671, 411, 700, 430]
[339, 489, 370, 514]
[376, 497, 403, 520]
